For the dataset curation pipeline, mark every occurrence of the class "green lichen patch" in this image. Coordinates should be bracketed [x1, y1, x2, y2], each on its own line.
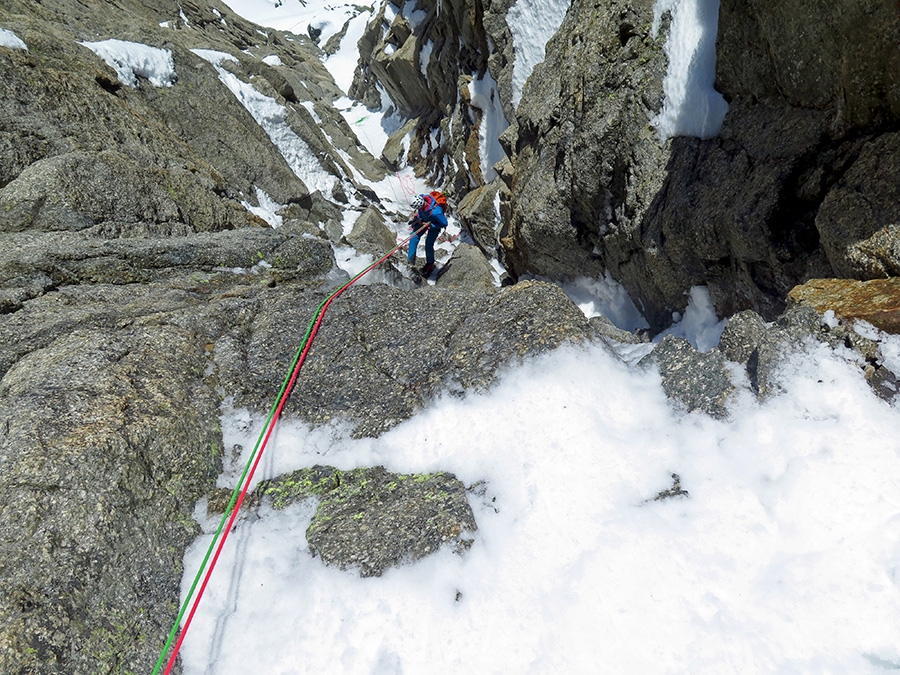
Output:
[248, 465, 478, 577]
[257, 464, 342, 509]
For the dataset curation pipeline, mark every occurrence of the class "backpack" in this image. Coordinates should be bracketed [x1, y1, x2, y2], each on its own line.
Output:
[429, 190, 450, 214]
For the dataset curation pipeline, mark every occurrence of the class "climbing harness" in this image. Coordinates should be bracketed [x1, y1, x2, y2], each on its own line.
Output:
[153, 221, 429, 675]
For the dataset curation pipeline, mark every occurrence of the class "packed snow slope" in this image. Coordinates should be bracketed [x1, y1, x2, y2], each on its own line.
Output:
[183, 322, 900, 674]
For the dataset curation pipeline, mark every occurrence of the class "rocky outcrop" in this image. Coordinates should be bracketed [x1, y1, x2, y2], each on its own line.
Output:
[0, 285, 224, 675]
[0, 0, 387, 242]
[814, 132, 900, 279]
[645, 335, 734, 418]
[725, 303, 900, 401]
[787, 277, 900, 335]
[457, 178, 504, 258]
[226, 279, 595, 437]
[251, 465, 477, 578]
[716, 0, 900, 132]
[350, 0, 515, 195]
[501, 0, 900, 330]
[655, 303, 900, 411]
[500, 0, 668, 282]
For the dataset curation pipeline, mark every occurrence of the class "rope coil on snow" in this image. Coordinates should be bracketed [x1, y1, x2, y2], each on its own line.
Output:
[153, 222, 428, 675]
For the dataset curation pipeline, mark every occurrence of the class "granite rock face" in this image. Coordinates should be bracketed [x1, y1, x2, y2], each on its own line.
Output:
[501, 0, 900, 330]
[0, 1, 591, 671]
[228, 280, 595, 437]
[503, 0, 667, 286]
[4, 0, 900, 670]
[350, 0, 517, 195]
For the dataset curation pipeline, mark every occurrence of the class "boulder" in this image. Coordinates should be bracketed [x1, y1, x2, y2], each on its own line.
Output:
[718, 309, 770, 366]
[590, 315, 649, 346]
[346, 205, 397, 256]
[252, 465, 476, 578]
[381, 118, 419, 170]
[644, 335, 734, 418]
[434, 243, 496, 290]
[787, 278, 900, 335]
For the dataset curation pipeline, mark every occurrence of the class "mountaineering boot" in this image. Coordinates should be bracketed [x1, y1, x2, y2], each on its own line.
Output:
[420, 262, 436, 277]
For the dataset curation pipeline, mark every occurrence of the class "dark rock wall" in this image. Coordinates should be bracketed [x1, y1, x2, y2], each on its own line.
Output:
[716, 0, 900, 131]
[502, 0, 900, 330]
[503, 0, 667, 284]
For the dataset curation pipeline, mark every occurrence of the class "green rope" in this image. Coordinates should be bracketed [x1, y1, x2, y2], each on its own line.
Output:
[152, 224, 425, 674]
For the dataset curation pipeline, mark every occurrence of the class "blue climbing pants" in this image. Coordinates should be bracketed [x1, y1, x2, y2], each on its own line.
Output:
[408, 227, 441, 265]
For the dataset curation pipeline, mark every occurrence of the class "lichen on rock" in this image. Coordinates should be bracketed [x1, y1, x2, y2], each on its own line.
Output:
[248, 465, 477, 578]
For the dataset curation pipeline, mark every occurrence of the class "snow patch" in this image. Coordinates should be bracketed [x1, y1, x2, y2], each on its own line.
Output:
[506, 0, 571, 108]
[262, 54, 283, 67]
[651, 0, 728, 140]
[192, 48, 337, 194]
[468, 70, 510, 182]
[0, 28, 27, 50]
[655, 285, 726, 351]
[419, 40, 433, 79]
[80, 39, 176, 88]
[241, 187, 283, 228]
[559, 272, 650, 332]
[401, 1, 428, 31]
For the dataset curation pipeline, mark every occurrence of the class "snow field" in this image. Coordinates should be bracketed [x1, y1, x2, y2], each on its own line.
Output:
[183, 334, 900, 674]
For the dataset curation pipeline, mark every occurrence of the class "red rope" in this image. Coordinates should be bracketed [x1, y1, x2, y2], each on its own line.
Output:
[161, 224, 426, 674]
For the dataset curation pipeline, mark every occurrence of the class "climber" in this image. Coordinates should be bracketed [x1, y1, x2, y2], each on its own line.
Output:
[406, 192, 448, 276]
